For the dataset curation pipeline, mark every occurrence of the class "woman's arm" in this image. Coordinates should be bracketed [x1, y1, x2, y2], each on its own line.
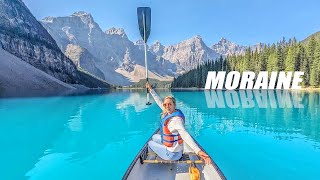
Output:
[168, 117, 212, 164]
[168, 117, 201, 154]
[146, 82, 164, 110]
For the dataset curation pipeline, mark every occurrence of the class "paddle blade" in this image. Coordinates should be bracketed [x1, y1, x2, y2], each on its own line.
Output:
[189, 163, 200, 180]
[137, 7, 151, 43]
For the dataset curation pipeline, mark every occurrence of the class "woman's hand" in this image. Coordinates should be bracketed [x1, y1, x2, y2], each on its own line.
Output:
[146, 82, 152, 90]
[198, 150, 212, 165]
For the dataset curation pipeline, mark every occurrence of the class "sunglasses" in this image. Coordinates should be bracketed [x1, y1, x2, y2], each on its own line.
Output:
[163, 103, 172, 107]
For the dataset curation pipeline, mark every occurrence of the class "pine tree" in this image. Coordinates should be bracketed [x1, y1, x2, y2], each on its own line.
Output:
[294, 43, 302, 71]
[285, 46, 295, 72]
[219, 55, 224, 70]
[253, 48, 259, 73]
[300, 49, 309, 86]
[308, 36, 317, 86]
[267, 50, 278, 72]
[276, 43, 284, 71]
[259, 48, 267, 71]
[311, 41, 320, 86]
[243, 47, 252, 71]
[317, 42, 320, 87]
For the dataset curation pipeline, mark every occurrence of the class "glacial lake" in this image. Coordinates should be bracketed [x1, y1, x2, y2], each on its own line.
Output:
[0, 90, 319, 180]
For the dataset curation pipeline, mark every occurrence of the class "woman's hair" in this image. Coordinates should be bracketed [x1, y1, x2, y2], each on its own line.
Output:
[161, 96, 176, 117]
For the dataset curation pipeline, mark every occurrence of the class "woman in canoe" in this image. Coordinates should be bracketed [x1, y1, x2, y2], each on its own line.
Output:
[146, 82, 212, 165]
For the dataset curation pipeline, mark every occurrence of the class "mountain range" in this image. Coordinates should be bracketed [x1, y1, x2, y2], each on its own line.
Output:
[0, 0, 266, 91]
[40, 11, 260, 86]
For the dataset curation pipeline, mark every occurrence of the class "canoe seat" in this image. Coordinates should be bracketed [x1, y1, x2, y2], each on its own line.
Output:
[139, 148, 204, 164]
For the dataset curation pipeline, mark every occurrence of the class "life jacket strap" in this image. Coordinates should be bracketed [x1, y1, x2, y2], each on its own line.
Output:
[162, 133, 180, 137]
[162, 138, 183, 143]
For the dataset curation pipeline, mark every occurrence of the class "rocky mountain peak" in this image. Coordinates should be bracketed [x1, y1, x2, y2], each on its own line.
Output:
[153, 40, 162, 46]
[217, 37, 232, 45]
[134, 39, 144, 45]
[194, 35, 202, 39]
[191, 35, 203, 42]
[182, 35, 206, 48]
[149, 40, 164, 55]
[211, 38, 246, 56]
[71, 11, 96, 27]
[105, 27, 127, 38]
[71, 11, 93, 19]
[134, 39, 148, 50]
[41, 16, 55, 23]
[40, 11, 108, 56]
[41, 11, 98, 29]
[161, 35, 219, 74]
[150, 40, 163, 49]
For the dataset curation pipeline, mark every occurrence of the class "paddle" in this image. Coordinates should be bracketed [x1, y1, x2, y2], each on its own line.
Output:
[137, 7, 152, 105]
[189, 162, 201, 180]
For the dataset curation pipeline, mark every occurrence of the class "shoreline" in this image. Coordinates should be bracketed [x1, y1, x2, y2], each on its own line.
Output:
[116, 87, 320, 91]
[289, 87, 320, 92]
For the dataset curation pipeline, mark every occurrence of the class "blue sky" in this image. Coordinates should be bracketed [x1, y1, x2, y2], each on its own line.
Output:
[24, 0, 320, 46]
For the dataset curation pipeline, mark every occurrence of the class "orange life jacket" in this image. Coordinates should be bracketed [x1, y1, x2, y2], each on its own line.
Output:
[160, 109, 185, 147]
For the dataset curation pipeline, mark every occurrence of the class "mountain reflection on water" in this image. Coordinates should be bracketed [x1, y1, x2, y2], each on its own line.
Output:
[173, 90, 320, 144]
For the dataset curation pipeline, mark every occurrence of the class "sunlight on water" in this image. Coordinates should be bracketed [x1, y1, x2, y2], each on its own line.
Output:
[0, 90, 319, 180]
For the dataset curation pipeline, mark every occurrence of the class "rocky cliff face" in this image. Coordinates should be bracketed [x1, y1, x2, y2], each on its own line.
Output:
[149, 40, 164, 56]
[65, 44, 105, 80]
[0, 0, 109, 88]
[161, 35, 219, 74]
[41, 11, 117, 63]
[0, 0, 79, 83]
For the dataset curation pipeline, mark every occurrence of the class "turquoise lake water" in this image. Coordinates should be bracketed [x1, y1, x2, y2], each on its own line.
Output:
[0, 90, 319, 180]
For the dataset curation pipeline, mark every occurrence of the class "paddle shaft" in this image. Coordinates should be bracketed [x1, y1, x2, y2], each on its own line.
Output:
[143, 13, 151, 105]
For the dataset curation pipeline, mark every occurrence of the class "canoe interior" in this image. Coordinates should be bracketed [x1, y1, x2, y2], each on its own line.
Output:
[123, 130, 226, 180]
